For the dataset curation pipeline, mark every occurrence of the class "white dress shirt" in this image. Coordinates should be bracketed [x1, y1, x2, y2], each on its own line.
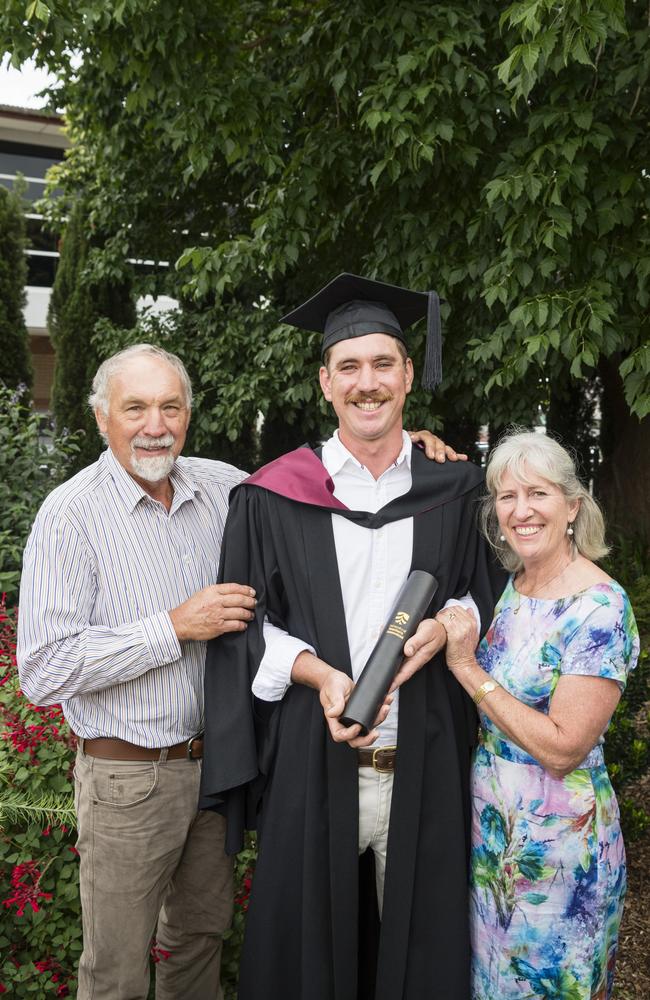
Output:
[254, 431, 479, 747]
[18, 448, 246, 746]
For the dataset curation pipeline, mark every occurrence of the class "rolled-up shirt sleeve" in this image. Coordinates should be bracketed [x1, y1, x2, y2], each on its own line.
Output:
[444, 593, 481, 633]
[17, 512, 182, 706]
[253, 620, 315, 702]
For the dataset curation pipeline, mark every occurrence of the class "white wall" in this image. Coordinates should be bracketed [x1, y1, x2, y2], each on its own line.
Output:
[24, 287, 179, 336]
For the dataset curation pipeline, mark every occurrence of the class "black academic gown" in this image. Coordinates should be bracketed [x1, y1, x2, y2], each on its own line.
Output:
[200, 446, 504, 1000]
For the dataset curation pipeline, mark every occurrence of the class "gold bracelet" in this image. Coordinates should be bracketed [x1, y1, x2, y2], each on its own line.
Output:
[473, 680, 499, 706]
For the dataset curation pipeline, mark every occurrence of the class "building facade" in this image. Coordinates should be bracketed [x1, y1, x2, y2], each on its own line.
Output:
[0, 103, 66, 409]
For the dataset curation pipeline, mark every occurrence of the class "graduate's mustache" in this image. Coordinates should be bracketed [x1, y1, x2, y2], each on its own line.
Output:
[345, 392, 394, 405]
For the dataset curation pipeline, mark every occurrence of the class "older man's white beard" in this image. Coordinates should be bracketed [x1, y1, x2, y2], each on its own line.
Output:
[129, 434, 176, 483]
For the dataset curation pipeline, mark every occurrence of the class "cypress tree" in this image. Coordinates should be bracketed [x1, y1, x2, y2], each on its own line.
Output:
[48, 200, 136, 471]
[0, 183, 33, 391]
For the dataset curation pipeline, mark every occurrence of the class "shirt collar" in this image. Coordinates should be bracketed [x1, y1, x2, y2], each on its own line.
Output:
[103, 449, 200, 514]
[323, 430, 412, 478]
[168, 458, 201, 512]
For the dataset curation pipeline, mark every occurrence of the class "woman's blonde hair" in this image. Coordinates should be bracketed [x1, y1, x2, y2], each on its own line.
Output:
[481, 430, 609, 572]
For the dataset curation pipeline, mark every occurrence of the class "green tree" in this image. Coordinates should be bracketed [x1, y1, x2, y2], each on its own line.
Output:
[0, 383, 80, 602]
[93, 308, 262, 470]
[0, 182, 32, 391]
[1, 1, 647, 525]
[468, 0, 649, 530]
[48, 199, 136, 471]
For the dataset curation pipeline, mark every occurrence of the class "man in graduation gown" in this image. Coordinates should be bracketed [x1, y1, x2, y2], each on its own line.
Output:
[200, 274, 504, 1000]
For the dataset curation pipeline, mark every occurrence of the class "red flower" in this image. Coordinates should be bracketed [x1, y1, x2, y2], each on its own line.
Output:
[32, 957, 70, 994]
[150, 939, 172, 963]
[2, 861, 53, 916]
[235, 869, 254, 911]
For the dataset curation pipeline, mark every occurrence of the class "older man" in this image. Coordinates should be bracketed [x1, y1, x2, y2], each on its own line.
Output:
[17, 344, 256, 1000]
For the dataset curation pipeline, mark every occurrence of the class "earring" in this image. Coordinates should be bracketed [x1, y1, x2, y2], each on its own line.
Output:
[499, 534, 506, 542]
[567, 524, 574, 536]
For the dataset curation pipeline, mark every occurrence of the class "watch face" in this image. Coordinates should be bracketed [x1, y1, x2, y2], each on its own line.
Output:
[474, 679, 498, 706]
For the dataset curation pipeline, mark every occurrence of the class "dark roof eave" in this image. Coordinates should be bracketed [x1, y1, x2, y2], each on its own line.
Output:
[0, 104, 64, 124]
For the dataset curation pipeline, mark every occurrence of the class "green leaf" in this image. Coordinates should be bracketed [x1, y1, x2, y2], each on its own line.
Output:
[521, 43, 541, 74]
[396, 53, 418, 78]
[497, 49, 521, 86]
[615, 65, 639, 93]
[369, 161, 386, 187]
[570, 355, 583, 378]
[573, 110, 593, 130]
[26, 0, 50, 22]
[364, 110, 382, 132]
[526, 335, 541, 356]
[332, 70, 347, 95]
[571, 36, 594, 67]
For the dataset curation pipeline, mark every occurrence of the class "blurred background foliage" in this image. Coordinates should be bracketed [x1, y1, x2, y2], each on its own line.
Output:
[0, 0, 646, 533]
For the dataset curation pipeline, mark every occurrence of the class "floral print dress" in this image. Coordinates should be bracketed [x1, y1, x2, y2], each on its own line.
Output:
[471, 579, 639, 1000]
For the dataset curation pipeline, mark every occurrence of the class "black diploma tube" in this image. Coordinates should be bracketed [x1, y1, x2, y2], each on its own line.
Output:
[340, 570, 439, 735]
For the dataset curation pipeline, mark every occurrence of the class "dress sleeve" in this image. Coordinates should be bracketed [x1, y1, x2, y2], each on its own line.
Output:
[560, 588, 640, 689]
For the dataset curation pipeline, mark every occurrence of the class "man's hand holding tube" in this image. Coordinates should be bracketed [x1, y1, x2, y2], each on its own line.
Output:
[290, 617, 447, 747]
[291, 651, 393, 747]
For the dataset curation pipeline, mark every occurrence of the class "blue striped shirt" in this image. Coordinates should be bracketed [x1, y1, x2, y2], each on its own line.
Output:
[17, 448, 246, 746]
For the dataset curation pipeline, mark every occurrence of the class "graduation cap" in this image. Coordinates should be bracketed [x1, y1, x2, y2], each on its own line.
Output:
[280, 272, 442, 391]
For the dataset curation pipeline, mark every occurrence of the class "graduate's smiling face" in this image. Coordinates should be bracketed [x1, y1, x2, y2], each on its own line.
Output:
[319, 333, 413, 449]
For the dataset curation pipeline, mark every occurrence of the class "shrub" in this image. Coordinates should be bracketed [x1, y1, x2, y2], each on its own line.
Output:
[48, 199, 136, 474]
[0, 384, 80, 603]
[0, 181, 32, 393]
[222, 835, 257, 999]
[0, 602, 80, 997]
[604, 536, 650, 840]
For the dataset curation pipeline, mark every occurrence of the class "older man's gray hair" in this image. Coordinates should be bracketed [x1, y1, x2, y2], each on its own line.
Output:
[88, 344, 193, 416]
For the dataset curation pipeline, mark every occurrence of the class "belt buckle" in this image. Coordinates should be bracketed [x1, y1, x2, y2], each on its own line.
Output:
[186, 733, 203, 760]
[372, 745, 396, 773]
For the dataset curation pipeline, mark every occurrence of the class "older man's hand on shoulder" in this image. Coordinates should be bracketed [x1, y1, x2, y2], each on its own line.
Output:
[169, 583, 256, 641]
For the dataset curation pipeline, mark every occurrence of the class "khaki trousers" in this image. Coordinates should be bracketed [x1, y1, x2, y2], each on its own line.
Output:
[358, 768, 394, 915]
[74, 748, 233, 1000]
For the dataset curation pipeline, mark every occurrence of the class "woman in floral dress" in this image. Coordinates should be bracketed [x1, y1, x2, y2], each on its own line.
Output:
[436, 432, 639, 1000]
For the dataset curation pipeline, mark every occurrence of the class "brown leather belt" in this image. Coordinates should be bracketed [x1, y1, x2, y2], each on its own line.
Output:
[80, 735, 203, 761]
[357, 745, 397, 773]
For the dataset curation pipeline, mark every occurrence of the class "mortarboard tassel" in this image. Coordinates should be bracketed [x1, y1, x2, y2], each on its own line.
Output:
[422, 290, 442, 391]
